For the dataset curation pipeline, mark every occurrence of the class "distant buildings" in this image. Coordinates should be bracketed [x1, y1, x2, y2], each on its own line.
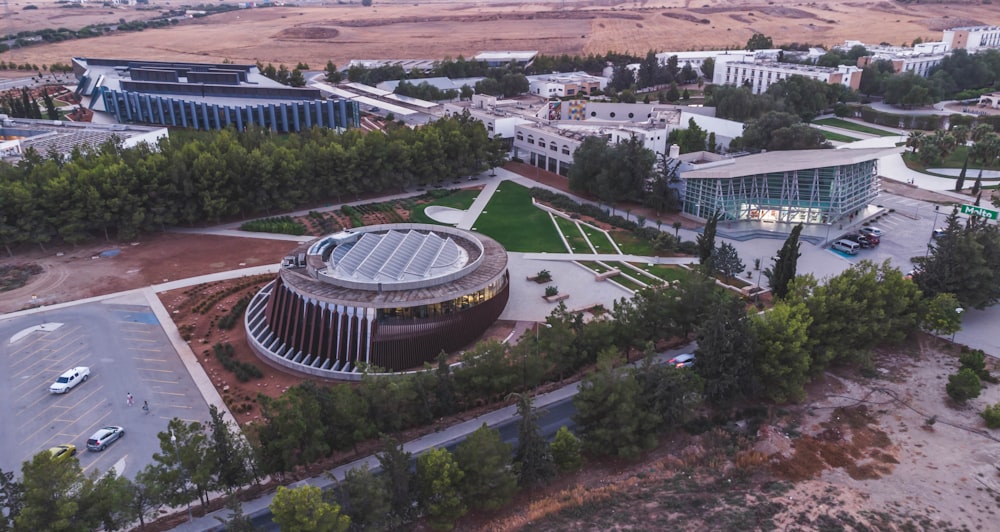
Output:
[943, 26, 1000, 53]
[526, 72, 607, 98]
[0, 115, 167, 161]
[73, 58, 359, 133]
[712, 58, 862, 95]
[473, 51, 537, 68]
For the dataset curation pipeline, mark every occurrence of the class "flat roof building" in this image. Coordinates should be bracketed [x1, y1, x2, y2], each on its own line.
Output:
[712, 58, 862, 95]
[473, 51, 538, 67]
[73, 58, 359, 133]
[943, 26, 1000, 53]
[678, 148, 892, 224]
[526, 72, 608, 98]
[0, 114, 167, 161]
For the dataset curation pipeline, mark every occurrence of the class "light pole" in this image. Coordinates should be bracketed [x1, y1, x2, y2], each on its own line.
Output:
[170, 429, 193, 522]
[952, 307, 965, 344]
[531, 322, 552, 389]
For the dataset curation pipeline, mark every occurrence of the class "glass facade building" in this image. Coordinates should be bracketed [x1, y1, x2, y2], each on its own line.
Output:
[680, 149, 885, 224]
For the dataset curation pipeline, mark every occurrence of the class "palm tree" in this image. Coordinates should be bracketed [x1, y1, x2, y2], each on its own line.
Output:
[672, 221, 682, 239]
[906, 130, 925, 153]
[951, 125, 970, 146]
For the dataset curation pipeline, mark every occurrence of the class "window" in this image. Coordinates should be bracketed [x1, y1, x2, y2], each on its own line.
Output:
[516, 132, 523, 140]
[527, 135, 535, 145]
[550, 143, 557, 152]
[538, 140, 546, 148]
[562, 145, 570, 154]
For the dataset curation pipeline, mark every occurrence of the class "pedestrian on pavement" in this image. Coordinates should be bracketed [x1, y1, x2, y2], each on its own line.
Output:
[127, 392, 134, 406]
[142, 401, 149, 415]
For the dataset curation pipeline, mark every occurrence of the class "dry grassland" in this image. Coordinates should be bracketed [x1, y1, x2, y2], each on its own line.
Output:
[2, 0, 997, 69]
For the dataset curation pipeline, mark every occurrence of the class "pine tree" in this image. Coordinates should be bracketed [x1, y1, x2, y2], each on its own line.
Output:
[512, 393, 555, 488]
[972, 169, 983, 196]
[764, 223, 803, 300]
[696, 211, 719, 269]
[955, 155, 968, 191]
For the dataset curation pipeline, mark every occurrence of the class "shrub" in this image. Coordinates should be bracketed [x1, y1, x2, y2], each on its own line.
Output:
[218, 294, 252, 330]
[550, 426, 583, 473]
[544, 286, 559, 297]
[213, 342, 263, 382]
[960, 349, 997, 383]
[946, 368, 982, 403]
[535, 269, 552, 282]
[982, 404, 1000, 428]
[240, 216, 306, 235]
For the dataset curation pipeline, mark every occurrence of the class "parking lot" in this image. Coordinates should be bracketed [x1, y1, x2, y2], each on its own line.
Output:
[0, 300, 212, 479]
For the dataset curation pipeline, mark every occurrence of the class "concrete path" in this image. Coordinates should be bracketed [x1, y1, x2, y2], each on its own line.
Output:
[456, 178, 500, 230]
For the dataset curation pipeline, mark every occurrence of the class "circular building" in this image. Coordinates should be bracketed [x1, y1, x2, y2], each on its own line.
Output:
[245, 224, 509, 379]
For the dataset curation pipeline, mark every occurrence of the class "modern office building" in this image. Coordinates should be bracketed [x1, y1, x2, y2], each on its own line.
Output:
[72, 58, 359, 133]
[678, 148, 891, 223]
[245, 224, 510, 379]
[712, 58, 862, 95]
[653, 49, 779, 76]
[473, 51, 537, 67]
[527, 72, 607, 98]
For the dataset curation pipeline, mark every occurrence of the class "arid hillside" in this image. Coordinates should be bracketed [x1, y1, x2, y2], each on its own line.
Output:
[1, 0, 996, 70]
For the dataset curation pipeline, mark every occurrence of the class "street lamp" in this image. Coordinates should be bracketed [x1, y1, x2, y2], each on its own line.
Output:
[952, 307, 965, 343]
[170, 429, 193, 522]
[530, 322, 552, 389]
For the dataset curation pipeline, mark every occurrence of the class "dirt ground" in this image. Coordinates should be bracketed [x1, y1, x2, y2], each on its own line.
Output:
[4, 0, 994, 72]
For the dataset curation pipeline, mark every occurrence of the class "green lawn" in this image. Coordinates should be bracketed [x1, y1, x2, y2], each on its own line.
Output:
[627, 262, 690, 284]
[610, 230, 658, 256]
[553, 216, 587, 253]
[820, 130, 861, 143]
[472, 181, 566, 252]
[409, 189, 481, 225]
[614, 262, 664, 286]
[581, 225, 617, 254]
[609, 271, 646, 292]
[813, 118, 899, 137]
[901, 146, 1000, 175]
[577, 260, 610, 274]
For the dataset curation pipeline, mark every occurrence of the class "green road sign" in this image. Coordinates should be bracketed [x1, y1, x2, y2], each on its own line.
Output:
[960, 204, 999, 221]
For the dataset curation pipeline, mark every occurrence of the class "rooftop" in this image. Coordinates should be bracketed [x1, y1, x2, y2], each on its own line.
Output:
[0, 115, 166, 160]
[681, 148, 895, 179]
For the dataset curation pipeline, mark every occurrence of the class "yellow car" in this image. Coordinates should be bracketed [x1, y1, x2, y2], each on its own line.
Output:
[47, 444, 77, 463]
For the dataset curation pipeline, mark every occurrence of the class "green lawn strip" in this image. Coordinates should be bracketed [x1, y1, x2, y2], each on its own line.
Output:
[627, 262, 691, 284]
[614, 262, 665, 286]
[553, 215, 590, 253]
[812, 118, 899, 137]
[471, 181, 566, 252]
[409, 189, 482, 225]
[609, 271, 647, 292]
[610, 230, 658, 256]
[902, 147, 1000, 176]
[820, 130, 861, 143]
[577, 260, 610, 274]
[580, 224, 619, 254]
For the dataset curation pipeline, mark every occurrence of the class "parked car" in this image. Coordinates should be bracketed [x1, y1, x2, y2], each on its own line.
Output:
[87, 426, 125, 452]
[47, 444, 77, 463]
[845, 234, 874, 248]
[932, 228, 946, 238]
[49, 366, 90, 394]
[859, 226, 883, 238]
[667, 353, 695, 368]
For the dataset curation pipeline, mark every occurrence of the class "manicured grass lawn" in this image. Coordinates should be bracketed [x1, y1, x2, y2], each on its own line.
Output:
[627, 262, 690, 283]
[553, 216, 587, 253]
[577, 260, 610, 274]
[610, 230, 658, 256]
[409, 189, 481, 225]
[609, 270, 646, 292]
[472, 181, 566, 252]
[581, 225, 617, 254]
[614, 262, 664, 285]
[820, 130, 860, 143]
[813, 118, 899, 137]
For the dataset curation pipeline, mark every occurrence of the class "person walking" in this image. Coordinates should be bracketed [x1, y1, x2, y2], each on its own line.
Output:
[127, 392, 134, 407]
[142, 400, 149, 415]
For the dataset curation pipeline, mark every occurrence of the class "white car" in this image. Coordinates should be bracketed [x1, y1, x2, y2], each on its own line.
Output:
[859, 226, 883, 238]
[49, 366, 90, 394]
[667, 353, 696, 368]
[87, 426, 125, 452]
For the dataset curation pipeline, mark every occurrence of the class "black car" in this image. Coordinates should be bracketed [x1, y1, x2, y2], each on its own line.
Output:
[845, 233, 874, 248]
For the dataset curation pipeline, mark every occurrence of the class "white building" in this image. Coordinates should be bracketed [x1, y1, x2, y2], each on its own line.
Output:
[653, 49, 779, 77]
[473, 51, 538, 67]
[526, 72, 607, 98]
[943, 26, 1000, 53]
[839, 40, 948, 78]
[713, 58, 862, 95]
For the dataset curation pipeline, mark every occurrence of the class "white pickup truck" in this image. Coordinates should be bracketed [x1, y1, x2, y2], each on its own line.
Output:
[49, 366, 90, 394]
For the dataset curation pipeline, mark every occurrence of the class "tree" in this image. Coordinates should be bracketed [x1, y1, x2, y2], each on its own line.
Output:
[15, 451, 85, 531]
[906, 130, 925, 153]
[636, 356, 704, 428]
[972, 171, 983, 196]
[573, 349, 661, 460]
[376, 436, 416, 524]
[270, 485, 350, 532]
[337, 464, 393, 532]
[214, 494, 256, 532]
[694, 293, 756, 403]
[324, 60, 343, 83]
[701, 57, 715, 80]
[947, 368, 982, 402]
[763, 223, 803, 299]
[666, 82, 680, 102]
[750, 301, 813, 403]
[696, 211, 719, 269]
[0, 468, 22, 530]
[912, 208, 1000, 309]
[76, 471, 136, 532]
[550, 426, 583, 473]
[746, 33, 774, 51]
[712, 241, 744, 281]
[453, 424, 517, 511]
[921, 292, 964, 340]
[206, 405, 256, 494]
[512, 393, 556, 488]
[415, 448, 466, 530]
[955, 155, 969, 191]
